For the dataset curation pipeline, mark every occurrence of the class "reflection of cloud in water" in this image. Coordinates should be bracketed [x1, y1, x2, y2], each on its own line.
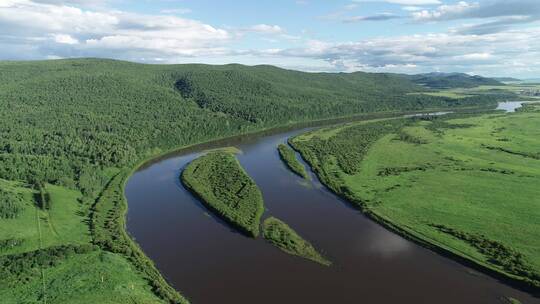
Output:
[367, 227, 412, 258]
[296, 179, 313, 189]
[154, 173, 173, 182]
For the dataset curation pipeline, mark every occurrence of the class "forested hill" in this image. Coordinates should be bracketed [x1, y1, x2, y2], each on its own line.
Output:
[0, 58, 504, 186]
[404, 72, 503, 89]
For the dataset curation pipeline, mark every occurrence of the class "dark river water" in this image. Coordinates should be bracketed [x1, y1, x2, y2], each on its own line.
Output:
[126, 125, 539, 304]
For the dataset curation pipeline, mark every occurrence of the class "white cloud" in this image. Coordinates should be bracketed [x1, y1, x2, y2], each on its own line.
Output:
[255, 28, 540, 76]
[402, 6, 423, 11]
[412, 0, 540, 22]
[1, 0, 540, 77]
[52, 33, 78, 44]
[413, 1, 479, 21]
[0, 0, 231, 59]
[248, 24, 284, 34]
[453, 52, 493, 61]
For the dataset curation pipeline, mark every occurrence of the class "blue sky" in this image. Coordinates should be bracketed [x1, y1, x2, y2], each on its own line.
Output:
[1, 0, 540, 77]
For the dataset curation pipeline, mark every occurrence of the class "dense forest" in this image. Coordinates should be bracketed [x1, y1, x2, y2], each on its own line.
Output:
[0, 58, 515, 303]
[0, 59, 510, 189]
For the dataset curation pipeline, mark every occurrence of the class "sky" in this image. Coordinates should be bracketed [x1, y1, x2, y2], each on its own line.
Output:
[1, 0, 539, 78]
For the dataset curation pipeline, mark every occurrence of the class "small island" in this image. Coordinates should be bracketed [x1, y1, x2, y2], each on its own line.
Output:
[277, 144, 309, 179]
[262, 217, 331, 266]
[181, 152, 264, 237]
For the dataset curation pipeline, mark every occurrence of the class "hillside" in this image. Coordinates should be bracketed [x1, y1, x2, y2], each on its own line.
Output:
[405, 72, 503, 89]
[0, 58, 510, 303]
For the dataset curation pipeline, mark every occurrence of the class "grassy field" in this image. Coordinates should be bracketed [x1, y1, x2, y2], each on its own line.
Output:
[181, 152, 264, 237]
[291, 112, 540, 287]
[262, 217, 331, 266]
[277, 144, 309, 179]
[0, 247, 163, 304]
[0, 178, 169, 303]
[0, 180, 91, 256]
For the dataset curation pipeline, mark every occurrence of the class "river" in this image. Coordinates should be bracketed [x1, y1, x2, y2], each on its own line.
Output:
[125, 112, 538, 304]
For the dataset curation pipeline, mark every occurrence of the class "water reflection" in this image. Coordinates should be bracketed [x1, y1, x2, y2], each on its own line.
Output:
[496, 101, 527, 112]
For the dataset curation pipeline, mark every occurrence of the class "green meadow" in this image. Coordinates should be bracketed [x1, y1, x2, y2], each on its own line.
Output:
[0, 178, 167, 303]
[291, 112, 540, 287]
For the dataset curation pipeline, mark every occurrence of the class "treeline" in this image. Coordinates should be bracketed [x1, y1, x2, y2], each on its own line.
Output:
[0, 244, 96, 286]
[431, 224, 540, 287]
[89, 171, 189, 304]
[291, 119, 408, 177]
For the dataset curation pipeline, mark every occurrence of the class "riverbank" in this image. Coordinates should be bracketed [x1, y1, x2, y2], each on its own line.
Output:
[289, 111, 540, 293]
[119, 106, 503, 302]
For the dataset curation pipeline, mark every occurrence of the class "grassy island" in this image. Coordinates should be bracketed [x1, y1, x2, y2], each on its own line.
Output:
[181, 152, 264, 237]
[290, 112, 540, 288]
[277, 144, 309, 179]
[262, 217, 331, 266]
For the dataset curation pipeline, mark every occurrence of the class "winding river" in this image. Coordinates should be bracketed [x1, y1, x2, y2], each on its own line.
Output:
[126, 111, 539, 304]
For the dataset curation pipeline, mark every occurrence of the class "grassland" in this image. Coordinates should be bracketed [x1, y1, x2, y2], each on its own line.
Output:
[291, 112, 540, 288]
[262, 217, 331, 266]
[277, 144, 309, 179]
[181, 152, 264, 237]
[0, 177, 171, 303]
[0, 246, 163, 304]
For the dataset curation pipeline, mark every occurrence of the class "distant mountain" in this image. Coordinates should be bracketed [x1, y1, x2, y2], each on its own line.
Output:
[403, 72, 503, 89]
[493, 77, 521, 82]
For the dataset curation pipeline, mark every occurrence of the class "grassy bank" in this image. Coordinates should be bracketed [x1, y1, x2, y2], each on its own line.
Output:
[277, 144, 309, 179]
[290, 112, 540, 289]
[262, 217, 331, 266]
[181, 152, 264, 237]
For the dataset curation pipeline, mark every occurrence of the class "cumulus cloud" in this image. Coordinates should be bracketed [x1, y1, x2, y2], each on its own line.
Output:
[413, 0, 540, 21]
[256, 28, 540, 75]
[0, 0, 230, 60]
[1, 0, 540, 77]
[412, 0, 540, 35]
